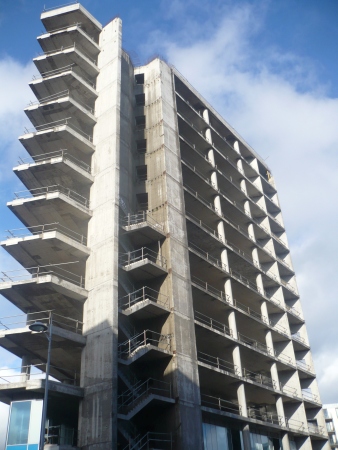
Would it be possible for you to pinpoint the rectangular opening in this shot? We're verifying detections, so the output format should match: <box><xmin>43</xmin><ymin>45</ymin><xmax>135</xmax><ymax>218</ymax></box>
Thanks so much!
<box><xmin>136</xmin><ymin>165</ymin><xmax>147</xmax><ymax>181</ymax></box>
<box><xmin>136</xmin><ymin>193</ymin><xmax>148</xmax><ymax>211</ymax></box>
<box><xmin>135</xmin><ymin>73</ymin><xmax>144</xmax><ymax>85</ymax></box>
<box><xmin>135</xmin><ymin>93</ymin><xmax>145</xmax><ymax>106</ymax></box>
<box><xmin>135</xmin><ymin>115</ymin><xmax>146</xmax><ymax>130</ymax></box>
<box><xmin>136</xmin><ymin>139</ymin><xmax>147</xmax><ymax>153</ymax></box>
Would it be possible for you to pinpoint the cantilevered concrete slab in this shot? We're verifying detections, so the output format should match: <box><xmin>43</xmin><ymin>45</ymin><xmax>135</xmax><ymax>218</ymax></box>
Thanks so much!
<box><xmin>33</xmin><ymin>47</ymin><xmax>99</xmax><ymax>79</ymax></box>
<box><xmin>0</xmin><ymin>275</ymin><xmax>87</xmax><ymax>318</ymax></box>
<box><xmin>1</xmin><ymin>230</ymin><xmax>89</xmax><ymax>275</ymax></box>
<box><xmin>14</xmin><ymin>155</ymin><xmax>93</xmax><ymax>191</ymax></box>
<box><xmin>41</xmin><ymin>3</ymin><xmax>102</xmax><ymax>41</ymax></box>
<box><xmin>120</xmin><ymin>299</ymin><xmax>170</xmax><ymax>320</ymax></box>
<box><xmin>7</xmin><ymin>191</ymin><xmax>92</xmax><ymax>235</ymax></box>
<box><xmin>121</xmin><ymin>221</ymin><xmax>166</xmax><ymax>247</ymax></box>
<box><xmin>0</xmin><ymin>379</ymin><xmax>84</xmax><ymax>405</ymax></box>
<box><xmin>0</xmin><ymin>325</ymin><xmax>85</xmax><ymax>379</ymax></box>
<box><xmin>121</xmin><ymin>259</ymin><xmax>168</xmax><ymax>281</ymax></box>
<box><xmin>19</xmin><ymin>123</ymin><xmax>95</xmax><ymax>158</ymax></box>
<box><xmin>25</xmin><ymin>95</ymin><xmax>96</xmax><ymax>129</ymax></box>
<box><xmin>30</xmin><ymin>69</ymin><xmax>98</xmax><ymax>104</ymax></box>
<box><xmin>38</xmin><ymin>25</ymin><xmax>100</xmax><ymax>59</ymax></box>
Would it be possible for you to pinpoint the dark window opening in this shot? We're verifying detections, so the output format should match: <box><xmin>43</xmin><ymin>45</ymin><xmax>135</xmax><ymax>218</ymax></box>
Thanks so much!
<box><xmin>135</xmin><ymin>115</ymin><xmax>146</xmax><ymax>130</ymax></box>
<box><xmin>136</xmin><ymin>193</ymin><xmax>148</xmax><ymax>211</ymax></box>
<box><xmin>136</xmin><ymin>139</ymin><xmax>147</xmax><ymax>153</ymax></box>
<box><xmin>135</xmin><ymin>93</ymin><xmax>145</xmax><ymax>106</ymax></box>
<box><xmin>136</xmin><ymin>165</ymin><xmax>147</xmax><ymax>181</ymax></box>
<box><xmin>135</xmin><ymin>73</ymin><xmax>144</xmax><ymax>85</ymax></box>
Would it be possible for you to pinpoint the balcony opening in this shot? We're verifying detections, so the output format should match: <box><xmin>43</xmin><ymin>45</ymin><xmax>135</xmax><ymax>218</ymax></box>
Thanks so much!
<box><xmin>136</xmin><ymin>165</ymin><xmax>147</xmax><ymax>182</ymax></box>
<box><xmin>135</xmin><ymin>115</ymin><xmax>146</xmax><ymax>130</ymax></box>
<box><xmin>136</xmin><ymin>192</ymin><xmax>148</xmax><ymax>211</ymax></box>
<box><xmin>136</xmin><ymin>139</ymin><xmax>147</xmax><ymax>153</ymax></box>
<box><xmin>135</xmin><ymin>73</ymin><xmax>144</xmax><ymax>85</ymax></box>
<box><xmin>135</xmin><ymin>93</ymin><xmax>145</xmax><ymax>106</ymax></box>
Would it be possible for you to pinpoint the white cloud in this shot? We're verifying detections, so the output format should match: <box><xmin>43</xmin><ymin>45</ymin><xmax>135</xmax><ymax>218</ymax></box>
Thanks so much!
<box><xmin>146</xmin><ymin>2</ymin><xmax>338</xmax><ymax>402</ymax></box>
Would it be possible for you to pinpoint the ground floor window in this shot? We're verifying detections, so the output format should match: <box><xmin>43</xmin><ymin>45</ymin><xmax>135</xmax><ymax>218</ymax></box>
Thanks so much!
<box><xmin>250</xmin><ymin>432</ymin><xmax>282</xmax><ymax>450</ymax></box>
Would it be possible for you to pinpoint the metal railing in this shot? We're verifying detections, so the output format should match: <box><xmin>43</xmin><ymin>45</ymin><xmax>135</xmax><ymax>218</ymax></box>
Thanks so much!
<box><xmin>302</xmin><ymin>391</ymin><xmax>319</xmax><ymax>403</ymax></box>
<box><xmin>194</xmin><ymin>310</ymin><xmax>232</xmax><ymax>336</ymax></box>
<box><xmin>37</xmin><ymin>42</ymin><xmax>97</xmax><ymax>65</ymax></box>
<box><xmin>285</xmin><ymin>304</ymin><xmax>302</xmax><ymax>318</ymax></box>
<box><xmin>201</xmin><ymin>393</ymin><xmax>241</xmax><ymax>415</ymax></box>
<box><xmin>0</xmin><ymin>262</ymin><xmax>84</xmax><ymax>287</ymax></box>
<box><xmin>42</xmin><ymin>1</ymin><xmax>78</xmax><ymax>12</ymax></box>
<box><xmin>119</xmin><ymin>247</ymin><xmax>167</xmax><ymax>269</ymax></box>
<box><xmin>24</xmin><ymin>117</ymin><xmax>93</xmax><ymax>142</ymax></box>
<box><xmin>197</xmin><ymin>351</ymin><xmax>239</xmax><ymax>376</ymax></box>
<box><xmin>307</xmin><ymin>423</ymin><xmax>324</xmax><ymax>435</ymax></box>
<box><xmin>123</xmin><ymin>432</ymin><xmax>173</xmax><ymax>450</ymax></box>
<box><xmin>118</xmin><ymin>378</ymin><xmax>172</xmax><ymax>414</ymax></box>
<box><xmin>296</xmin><ymin>360</ymin><xmax>313</xmax><ymax>373</ymax></box>
<box><xmin>242</xmin><ymin>368</ymin><xmax>276</xmax><ymax>390</ymax></box>
<box><xmin>2</xmin><ymin>222</ymin><xmax>87</xmax><ymax>246</ymax></box>
<box><xmin>280</xmin><ymin>383</ymin><xmax>299</xmax><ymax>398</ymax></box>
<box><xmin>32</xmin><ymin>64</ymin><xmax>96</xmax><ymax>88</ymax></box>
<box><xmin>13</xmin><ymin>184</ymin><xmax>90</xmax><ymax>209</ymax></box>
<box><xmin>27</xmin><ymin>89</ymin><xmax>94</xmax><ymax>114</ymax></box>
<box><xmin>122</xmin><ymin>211</ymin><xmax>164</xmax><ymax>233</ymax></box>
<box><xmin>247</xmin><ymin>407</ymin><xmax>282</xmax><ymax>426</ymax></box>
<box><xmin>291</xmin><ymin>332</ymin><xmax>307</xmax><ymax>345</ymax></box>
<box><xmin>0</xmin><ymin>363</ymin><xmax>77</xmax><ymax>385</ymax></box>
<box><xmin>237</xmin><ymin>332</ymin><xmax>271</xmax><ymax>355</ymax></box>
<box><xmin>17</xmin><ymin>149</ymin><xmax>91</xmax><ymax>173</ymax></box>
<box><xmin>118</xmin><ymin>287</ymin><xmax>169</xmax><ymax>310</ymax></box>
<box><xmin>41</xmin><ymin>21</ymin><xmax>97</xmax><ymax>44</ymax></box>
<box><xmin>285</xmin><ymin>417</ymin><xmax>305</xmax><ymax>432</ymax></box>
<box><xmin>118</xmin><ymin>330</ymin><xmax>172</xmax><ymax>358</ymax></box>
<box><xmin>0</xmin><ymin>310</ymin><xmax>83</xmax><ymax>334</ymax></box>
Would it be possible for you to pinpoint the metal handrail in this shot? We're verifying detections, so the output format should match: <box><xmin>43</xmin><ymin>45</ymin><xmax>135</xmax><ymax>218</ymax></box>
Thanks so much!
<box><xmin>42</xmin><ymin>1</ymin><xmax>78</xmax><ymax>12</ymax></box>
<box><xmin>118</xmin><ymin>330</ymin><xmax>172</xmax><ymax>358</ymax></box>
<box><xmin>36</xmin><ymin>42</ymin><xmax>97</xmax><ymax>65</ymax></box>
<box><xmin>23</xmin><ymin>117</ymin><xmax>93</xmax><ymax>142</ymax></box>
<box><xmin>201</xmin><ymin>393</ymin><xmax>241</xmax><ymax>415</ymax></box>
<box><xmin>32</xmin><ymin>64</ymin><xmax>96</xmax><ymax>88</ymax></box>
<box><xmin>0</xmin><ymin>362</ymin><xmax>78</xmax><ymax>384</ymax></box>
<box><xmin>307</xmin><ymin>423</ymin><xmax>324</xmax><ymax>435</ymax></box>
<box><xmin>40</xmin><ymin>21</ymin><xmax>97</xmax><ymax>44</ymax></box>
<box><xmin>302</xmin><ymin>391</ymin><xmax>319</xmax><ymax>403</ymax></box>
<box><xmin>17</xmin><ymin>149</ymin><xmax>91</xmax><ymax>173</ymax></box>
<box><xmin>242</xmin><ymin>368</ymin><xmax>276</xmax><ymax>390</ymax></box>
<box><xmin>27</xmin><ymin>89</ymin><xmax>94</xmax><ymax>114</ymax></box>
<box><xmin>291</xmin><ymin>332</ymin><xmax>307</xmax><ymax>345</ymax></box>
<box><xmin>237</xmin><ymin>332</ymin><xmax>271</xmax><ymax>355</ymax></box>
<box><xmin>285</xmin><ymin>417</ymin><xmax>305</xmax><ymax>432</ymax></box>
<box><xmin>197</xmin><ymin>351</ymin><xmax>239</xmax><ymax>376</ymax></box>
<box><xmin>13</xmin><ymin>184</ymin><xmax>90</xmax><ymax>209</ymax></box>
<box><xmin>296</xmin><ymin>360</ymin><xmax>313</xmax><ymax>373</ymax></box>
<box><xmin>119</xmin><ymin>247</ymin><xmax>167</xmax><ymax>269</ymax></box>
<box><xmin>0</xmin><ymin>309</ymin><xmax>83</xmax><ymax>334</ymax></box>
<box><xmin>122</xmin><ymin>211</ymin><xmax>164</xmax><ymax>232</ymax></box>
<box><xmin>118</xmin><ymin>287</ymin><xmax>169</xmax><ymax>310</ymax></box>
<box><xmin>247</xmin><ymin>407</ymin><xmax>283</xmax><ymax>425</ymax></box>
<box><xmin>194</xmin><ymin>310</ymin><xmax>232</xmax><ymax>336</ymax></box>
<box><xmin>123</xmin><ymin>432</ymin><xmax>173</xmax><ymax>450</ymax></box>
<box><xmin>118</xmin><ymin>378</ymin><xmax>172</xmax><ymax>413</ymax></box>
<box><xmin>0</xmin><ymin>262</ymin><xmax>84</xmax><ymax>287</ymax></box>
<box><xmin>2</xmin><ymin>222</ymin><xmax>87</xmax><ymax>245</ymax></box>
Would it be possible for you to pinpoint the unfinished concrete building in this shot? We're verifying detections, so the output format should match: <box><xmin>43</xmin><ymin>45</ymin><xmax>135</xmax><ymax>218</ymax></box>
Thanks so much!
<box><xmin>0</xmin><ymin>3</ymin><xmax>330</xmax><ymax>450</ymax></box>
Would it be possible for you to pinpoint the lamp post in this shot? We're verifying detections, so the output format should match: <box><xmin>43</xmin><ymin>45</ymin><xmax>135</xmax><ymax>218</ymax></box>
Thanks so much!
<box><xmin>29</xmin><ymin>315</ymin><xmax>52</xmax><ymax>450</ymax></box>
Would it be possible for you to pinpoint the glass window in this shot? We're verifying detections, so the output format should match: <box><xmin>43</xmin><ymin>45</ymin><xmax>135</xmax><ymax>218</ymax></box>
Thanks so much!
<box><xmin>7</xmin><ymin>401</ymin><xmax>31</xmax><ymax>445</ymax></box>
<box><xmin>203</xmin><ymin>423</ymin><xmax>231</xmax><ymax>449</ymax></box>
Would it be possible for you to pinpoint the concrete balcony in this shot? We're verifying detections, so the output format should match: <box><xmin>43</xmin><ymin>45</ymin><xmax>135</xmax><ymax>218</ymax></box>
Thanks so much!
<box><xmin>119</xmin><ymin>287</ymin><xmax>170</xmax><ymax>320</ymax></box>
<box><xmin>14</xmin><ymin>150</ymin><xmax>93</xmax><ymax>192</ymax></box>
<box><xmin>118</xmin><ymin>330</ymin><xmax>173</xmax><ymax>364</ymax></box>
<box><xmin>41</xmin><ymin>2</ymin><xmax>101</xmax><ymax>41</ymax></box>
<box><xmin>37</xmin><ymin>24</ymin><xmax>100</xmax><ymax>59</ymax></box>
<box><xmin>119</xmin><ymin>247</ymin><xmax>168</xmax><ymax>281</ymax></box>
<box><xmin>25</xmin><ymin>90</ymin><xmax>96</xmax><ymax>129</ymax></box>
<box><xmin>121</xmin><ymin>211</ymin><xmax>166</xmax><ymax>246</ymax></box>
<box><xmin>19</xmin><ymin>118</ymin><xmax>95</xmax><ymax>158</ymax></box>
<box><xmin>0</xmin><ymin>263</ymin><xmax>87</xmax><ymax>318</ymax></box>
<box><xmin>33</xmin><ymin>44</ymin><xmax>99</xmax><ymax>80</ymax></box>
<box><xmin>1</xmin><ymin>223</ymin><xmax>89</xmax><ymax>275</ymax></box>
<box><xmin>30</xmin><ymin>65</ymin><xmax>97</xmax><ymax>106</ymax></box>
<box><xmin>7</xmin><ymin>185</ymin><xmax>91</xmax><ymax>235</ymax></box>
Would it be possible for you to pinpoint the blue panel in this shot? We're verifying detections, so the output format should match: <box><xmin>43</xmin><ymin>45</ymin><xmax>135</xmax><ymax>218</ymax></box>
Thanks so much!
<box><xmin>6</xmin><ymin>445</ymin><xmax>27</xmax><ymax>450</ymax></box>
<box><xmin>28</xmin><ymin>445</ymin><xmax>38</xmax><ymax>450</ymax></box>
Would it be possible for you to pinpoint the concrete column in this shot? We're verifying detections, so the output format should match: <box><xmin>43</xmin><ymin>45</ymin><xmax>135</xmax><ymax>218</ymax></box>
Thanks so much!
<box><xmin>256</xmin><ymin>273</ymin><xmax>265</xmax><ymax>296</ymax></box>
<box><xmin>244</xmin><ymin>200</ymin><xmax>251</xmax><ymax>217</ymax></box>
<box><xmin>242</xmin><ymin>424</ymin><xmax>251</xmax><ymax>450</ymax></box>
<box><xmin>252</xmin><ymin>247</ymin><xmax>260</xmax><ymax>268</ymax></box>
<box><xmin>260</xmin><ymin>300</ymin><xmax>269</xmax><ymax>323</ymax></box>
<box><xmin>203</xmin><ymin>108</ymin><xmax>210</xmax><ymax>124</ymax></box>
<box><xmin>211</xmin><ymin>171</ymin><xmax>218</xmax><ymax>190</ymax></box>
<box><xmin>21</xmin><ymin>355</ymin><xmax>31</xmax><ymax>382</ymax></box>
<box><xmin>270</xmin><ymin>362</ymin><xmax>280</xmax><ymax>389</ymax></box>
<box><xmin>205</xmin><ymin>128</ymin><xmax>212</xmax><ymax>144</ymax></box>
<box><xmin>240</xmin><ymin>178</ymin><xmax>247</xmax><ymax>194</ymax></box>
<box><xmin>228</xmin><ymin>311</ymin><xmax>238</xmax><ymax>340</ymax></box>
<box><xmin>248</xmin><ymin>222</ymin><xmax>256</xmax><ymax>241</ymax></box>
<box><xmin>265</xmin><ymin>330</ymin><xmax>275</xmax><ymax>357</ymax></box>
<box><xmin>276</xmin><ymin>396</ymin><xmax>291</xmax><ymax>450</ymax></box>
<box><xmin>237</xmin><ymin>383</ymin><xmax>247</xmax><ymax>418</ymax></box>
<box><xmin>214</xmin><ymin>194</ymin><xmax>222</xmax><ymax>215</ymax></box>
<box><xmin>234</xmin><ymin>141</ymin><xmax>241</xmax><ymax>155</ymax></box>
<box><xmin>207</xmin><ymin>148</ymin><xmax>216</xmax><ymax>167</ymax></box>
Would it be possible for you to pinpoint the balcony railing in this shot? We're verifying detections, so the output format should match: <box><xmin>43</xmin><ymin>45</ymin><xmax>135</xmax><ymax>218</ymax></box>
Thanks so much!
<box><xmin>291</xmin><ymin>332</ymin><xmax>307</xmax><ymax>345</ymax></box>
<box><xmin>32</xmin><ymin>63</ymin><xmax>96</xmax><ymax>88</ymax></box>
<box><xmin>17</xmin><ymin>149</ymin><xmax>91</xmax><ymax>173</ymax></box>
<box><xmin>24</xmin><ymin>117</ymin><xmax>93</xmax><ymax>142</ymax></box>
<box><xmin>201</xmin><ymin>393</ymin><xmax>241</xmax><ymax>415</ymax></box>
<box><xmin>302</xmin><ymin>391</ymin><xmax>320</xmax><ymax>403</ymax></box>
<box><xmin>0</xmin><ymin>309</ymin><xmax>83</xmax><ymax>334</ymax></box>
<box><xmin>119</xmin><ymin>247</ymin><xmax>167</xmax><ymax>269</ymax></box>
<box><xmin>194</xmin><ymin>310</ymin><xmax>232</xmax><ymax>337</ymax></box>
<box><xmin>118</xmin><ymin>378</ymin><xmax>172</xmax><ymax>414</ymax></box>
<box><xmin>197</xmin><ymin>351</ymin><xmax>239</xmax><ymax>376</ymax></box>
<box><xmin>0</xmin><ymin>363</ymin><xmax>78</xmax><ymax>385</ymax></box>
<box><xmin>2</xmin><ymin>222</ymin><xmax>87</xmax><ymax>246</ymax></box>
<box><xmin>242</xmin><ymin>368</ymin><xmax>276</xmax><ymax>390</ymax></box>
<box><xmin>37</xmin><ymin>42</ymin><xmax>97</xmax><ymax>65</ymax></box>
<box><xmin>121</xmin><ymin>211</ymin><xmax>164</xmax><ymax>233</ymax></box>
<box><xmin>247</xmin><ymin>407</ymin><xmax>282</xmax><ymax>426</ymax></box>
<box><xmin>0</xmin><ymin>262</ymin><xmax>84</xmax><ymax>287</ymax></box>
<box><xmin>13</xmin><ymin>184</ymin><xmax>90</xmax><ymax>209</ymax></box>
<box><xmin>237</xmin><ymin>332</ymin><xmax>271</xmax><ymax>355</ymax></box>
<box><xmin>122</xmin><ymin>433</ymin><xmax>173</xmax><ymax>450</ymax></box>
<box><xmin>118</xmin><ymin>287</ymin><xmax>169</xmax><ymax>311</ymax></box>
<box><xmin>27</xmin><ymin>89</ymin><xmax>94</xmax><ymax>114</ymax></box>
<box><xmin>118</xmin><ymin>330</ymin><xmax>172</xmax><ymax>359</ymax></box>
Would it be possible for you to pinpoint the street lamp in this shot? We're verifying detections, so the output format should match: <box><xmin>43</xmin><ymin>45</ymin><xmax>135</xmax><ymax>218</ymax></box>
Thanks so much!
<box><xmin>29</xmin><ymin>316</ymin><xmax>52</xmax><ymax>450</ymax></box>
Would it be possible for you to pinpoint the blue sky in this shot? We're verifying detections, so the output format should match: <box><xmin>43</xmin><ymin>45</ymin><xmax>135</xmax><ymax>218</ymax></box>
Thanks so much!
<box><xmin>0</xmin><ymin>0</ymin><xmax>338</xmax><ymax>439</ymax></box>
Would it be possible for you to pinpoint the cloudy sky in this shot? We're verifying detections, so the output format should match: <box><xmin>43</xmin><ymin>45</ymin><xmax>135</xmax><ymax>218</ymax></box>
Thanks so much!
<box><xmin>0</xmin><ymin>0</ymin><xmax>338</xmax><ymax>440</ymax></box>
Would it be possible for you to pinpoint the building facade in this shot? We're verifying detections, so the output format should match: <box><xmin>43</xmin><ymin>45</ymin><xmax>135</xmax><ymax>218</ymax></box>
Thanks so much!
<box><xmin>323</xmin><ymin>405</ymin><xmax>338</xmax><ymax>448</ymax></box>
<box><xmin>0</xmin><ymin>3</ymin><xmax>330</xmax><ymax>450</ymax></box>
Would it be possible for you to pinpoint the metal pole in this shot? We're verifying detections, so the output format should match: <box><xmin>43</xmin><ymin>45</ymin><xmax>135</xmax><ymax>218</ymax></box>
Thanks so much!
<box><xmin>39</xmin><ymin>317</ymin><xmax>52</xmax><ymax>450</ymax></box>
